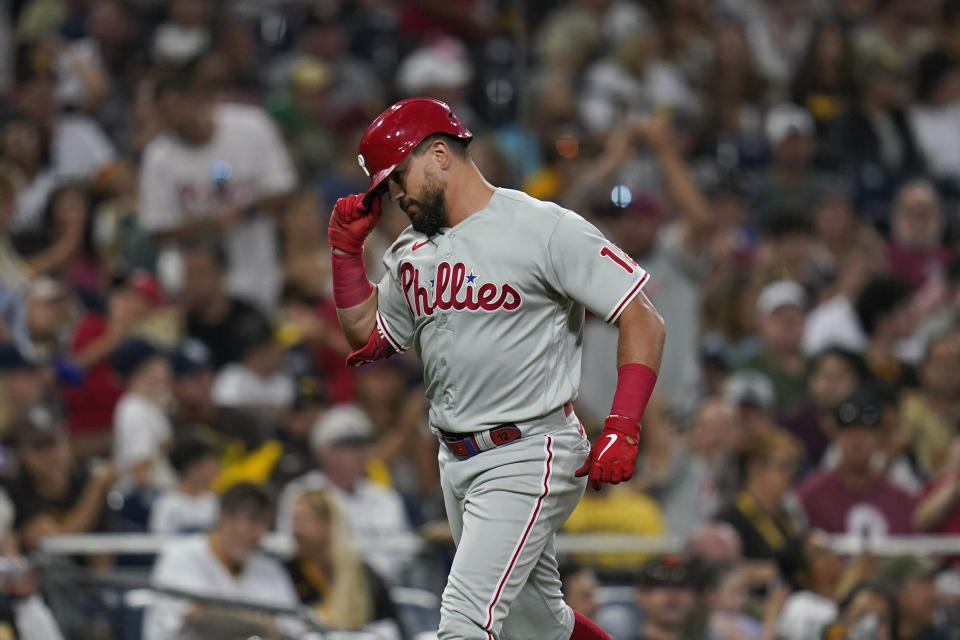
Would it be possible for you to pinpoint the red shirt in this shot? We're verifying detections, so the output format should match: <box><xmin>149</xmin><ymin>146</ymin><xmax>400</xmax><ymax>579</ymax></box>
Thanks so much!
<box><xmin>63</xmin><ymin>313</ymin><xmax>124</xmax><ymax>433</ymax></box>
<box><xmin>886</xmin><ymin>242</ymin><xmax>952</xmax><ymax>288</ymax></box>
<box><xmin>796</xmin><ymin>468</ymin><xmax>916</xmax><ymax>536</ymax></box>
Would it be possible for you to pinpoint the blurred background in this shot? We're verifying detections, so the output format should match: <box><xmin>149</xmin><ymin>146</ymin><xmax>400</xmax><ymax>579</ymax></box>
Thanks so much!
<box><xmin>1</xmin><ymin>0</ymin><xmax>960</xmax><ymax>638</ymax></box>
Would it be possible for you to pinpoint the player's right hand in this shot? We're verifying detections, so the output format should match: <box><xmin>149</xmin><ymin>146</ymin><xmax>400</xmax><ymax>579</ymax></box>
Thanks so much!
<box><xmin>328</xmin><ymin>193</ymin><xmax>382</xmax><ymax>254</ymax></box>
<box><xmin>575</xmin><ymin>415</ymin><xmax>641</xmax><ymax>491</ymax></box>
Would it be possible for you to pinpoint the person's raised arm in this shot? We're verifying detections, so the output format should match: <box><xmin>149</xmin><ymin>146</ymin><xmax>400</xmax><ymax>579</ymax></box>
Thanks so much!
<box><xmin>328</xmin><ymin>194</ymin><xmax>380</xmax><ymax>350</ymax></box>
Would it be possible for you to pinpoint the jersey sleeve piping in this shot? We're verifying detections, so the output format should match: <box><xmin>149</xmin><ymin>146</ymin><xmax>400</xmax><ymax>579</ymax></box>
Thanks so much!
<box><xmin>376</xmin><ymin>310</ymin><xmax>406</xmax><ymax>352</ymax></box>
<box><xmin>604</xmin><ymin>271</ymin><xmax>650</xmax><ymax>324</ymax></box>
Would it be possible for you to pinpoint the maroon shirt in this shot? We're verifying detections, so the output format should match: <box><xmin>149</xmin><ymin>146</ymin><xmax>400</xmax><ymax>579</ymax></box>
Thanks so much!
<box><xmin>796</xmin><ymin>468</ymin><xmax>916</xmax><ymax>536</ymax></box>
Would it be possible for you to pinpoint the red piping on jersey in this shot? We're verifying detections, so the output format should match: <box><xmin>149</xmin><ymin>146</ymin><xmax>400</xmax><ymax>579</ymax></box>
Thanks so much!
<box><xmin>605</xmin><ymin>272</ymin><xmax>650</xmax><ymax>324</ymax></box>
<box><xmin>483</xmin><ymin>435</ymin><xmax>553</xmax><ymax>637</ymax></box>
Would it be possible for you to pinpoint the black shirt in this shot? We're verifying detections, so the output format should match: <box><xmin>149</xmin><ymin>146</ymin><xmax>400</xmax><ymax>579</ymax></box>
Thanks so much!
<box><xmin>7</xmin><ymin>465</ymin><xmax>110</xmax><ymax>534</ymax></box>
<box><xmin>284</xmin><ymin>558</ymin><xmax>400</xmax><ymax>627</ymax></box>
<box><xmin>186</xmin><ymin>298</ymin><xmax>266</xmax><ymax>369</ymax></box>
<box><xmin>714</xmin><ymin>491</ymin><xmax>800</xmax><ymax>561</ymax></box>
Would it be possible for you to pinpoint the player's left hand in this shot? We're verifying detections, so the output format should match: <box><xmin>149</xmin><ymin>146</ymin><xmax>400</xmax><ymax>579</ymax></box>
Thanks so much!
<box><xmin>575</xmin><ymin>415</ymin><xmax>641</xmax><ymax>490</ymax></box>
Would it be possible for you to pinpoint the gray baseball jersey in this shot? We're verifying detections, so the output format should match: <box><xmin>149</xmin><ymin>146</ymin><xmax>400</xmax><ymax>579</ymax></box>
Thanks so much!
<box><xmin>375</xmin><ymin>187</ymin><xmax>649</xmax><ymax>433</ymax></box>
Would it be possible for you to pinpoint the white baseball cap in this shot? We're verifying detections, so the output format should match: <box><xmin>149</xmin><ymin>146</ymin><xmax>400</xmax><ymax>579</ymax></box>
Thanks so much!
<box><xmin>310</xmin><ymin>405</ymin><xmax>375</xmax><ymax>450</ymax></box>
<box><xmin>724</xmin><ymin>370</ymin><xmax>776</xmax><ymax>410</ymax></box>
<box><xmin>756</xmin><ymin>280</ymin><xmax>806</xmax><ymax>316</ymax></box>
<box><xmin>765</xmin><ymin>103</ymin><xmax>815</xmax><ymax>147</ymax></box>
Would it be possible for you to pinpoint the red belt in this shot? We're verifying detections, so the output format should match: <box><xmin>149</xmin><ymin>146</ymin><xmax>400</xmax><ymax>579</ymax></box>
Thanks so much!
<box><xmin>439</xmin><ymin>403</ymin><xmax>573</xmax><ymax>460</ymax></box>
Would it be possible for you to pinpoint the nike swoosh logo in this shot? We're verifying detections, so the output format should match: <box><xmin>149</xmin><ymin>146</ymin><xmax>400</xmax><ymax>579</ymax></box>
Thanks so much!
<box><xmin>412</xmin><ymin>240</ymin><xmax>430</xmax><ymax>251</ymax></box>
<box><xmin>598</xmin><ymin>434</ymin><xmax>618</xmax><ymax>459</ymax></box>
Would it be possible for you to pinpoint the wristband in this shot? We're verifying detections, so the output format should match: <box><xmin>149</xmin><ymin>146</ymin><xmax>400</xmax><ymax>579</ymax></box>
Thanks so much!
<box><xmin>331</xmin><ymin>251</ymin><xmax>374</xmax><ymax>308</ymax></box>
<box><xmin>610</xmin><ymin>363</ymin><xmax>658</xmax><ymax>422</ymax></box>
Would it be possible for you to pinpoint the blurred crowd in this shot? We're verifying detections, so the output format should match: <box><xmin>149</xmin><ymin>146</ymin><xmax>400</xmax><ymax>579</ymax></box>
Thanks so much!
<box><xmin>1</xmin><ymin>0</ymin><xmax>960</xmax><ymax>639</ymax></box>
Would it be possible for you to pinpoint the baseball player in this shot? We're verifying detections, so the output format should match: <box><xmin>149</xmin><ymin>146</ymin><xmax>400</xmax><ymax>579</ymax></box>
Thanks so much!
<box><xmin>329</xmin><ymin>98</ymin><xmax>665</xmax><ymax>640</ymax></box>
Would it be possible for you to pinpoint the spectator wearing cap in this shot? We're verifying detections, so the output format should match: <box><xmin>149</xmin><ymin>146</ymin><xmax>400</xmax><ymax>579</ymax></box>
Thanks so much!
<box><xmin>780</xmin><ymin>348</ymin><xmax>868</xmax><ymax>469</ymax></box>
<box><xmin>886</xmin><ymin>180</ymin><xmax>951</xmax><ymax>290</ymax></box>
<box><xmin>6</xmin><ymin>404</ymin><xmax>117</xmax><ymax>552</ymax></box>
<box><xmin>148</xmin><ymin>434</ymin><xmax>220</xmax><ymax>535</ymax></box>
<box><xmin>723</xmin><ymin>369</ymin><xmax>778</xmax><ymax>436</ymax></box>
<box><xmin>0</xmin><ymin>342</ymin><xmax>43</xmax><ymax>437</ymax></box>
<box><xmin>560</xmin><ymin>562</ymin><xmax>601</xmax><ymax>620</ymax></box>
<box><xmin>168</xmin><ymin>338</ymin><xmax>265</xmax><ymax>460</ymax></box>
<box><xmin>180</xmin><ymin>241</ymin><xmax>271</xmax><ymax>369</ymax></box>
<box><xmin>775</xmin><ymin>529</ymin><xmax>843</xmax><ymax>640</ymax></box>
<box><xmin>899</xmin><ymin>333</ymin><xmax>960</xmax><ymax>479</ymax></box>
<box><xmin>64</xmin><ymin>269</ymin><xmax>167</xmax><ymax>456</ymax></box>
<box><xmin>855</xmin><ymin>275</ymin><xmax>918</xmax><ymax>389</ymax></box>
<box><xmin>270</xmin><ymin>375</ymin><xmax>328</xmax><ymax>489</ymax></box>
<box><xmin>634</xmin><ymin>555</ymin><xmax>699</xmax><ymax>640</ymax></box>
<box><xmin>874</xmin><ymin>555</ymin><xmax>949</xmax><ymax>640</ymax></box>
<box><xmin>286</xmin><ymin>489</ymin><xmax>403</xmax><ymax>637</ymax></box>
<box><xmin>143</xmin><ymin>482</ymin><xmax>304</xmax><ymax>640</ymax></box>
<box><xmin>752</xmin><ymin>103</ymin><xmax>831</xmax><ymax>227</ymax></box>
<box><xmin>268</xmin><ymin>58</ymin><xmax>337</xmax><ymax>180</ymax></box>
<box><xmin>796</xmin><ymin>386</ymin><xmax>917</xmax><ymax>536</ymax></box>
<box><xmin>111</xmin><ymin>337</ymin><xmax>175</xmax><ymax>495</ymax></box>
<box><xmin>210</xmin><ymin>313</ymin><xmax>294</xmax><ymax>420</ymax></box>
<box><xmin>735</xmin><ymin>280</ymin><xmax>810</xmax><ymax>411</ymax></box>
<box><xmin>139</xmin><ymin>64</ymin><xmax>296</xmax><ymax>312</ymax></box>
<box><xmin>277</xmin><ymin>404</ymin><xmax>414</xmax><ymax>584</ymax></box>
<box><xmin>714</xmin><ymin>427</ymin><xmax>804</xmax><ymax>584</ymax></box>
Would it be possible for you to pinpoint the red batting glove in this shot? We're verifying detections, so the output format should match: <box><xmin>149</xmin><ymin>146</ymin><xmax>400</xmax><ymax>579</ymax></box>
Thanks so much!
<box><xmin>328</xmin><ymin>193</ymin><xmax>382</xmax><ymax>254</ymax></box>
<box><xmin>575</xmin><ymin>415</ymin><xmax>641</xmax><ymax>491</ymax></box>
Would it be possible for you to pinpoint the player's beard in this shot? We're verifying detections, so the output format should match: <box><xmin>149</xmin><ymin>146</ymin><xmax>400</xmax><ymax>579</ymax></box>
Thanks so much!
<box><xmin>405</xmin><ymin>178</ymin><xmax>448</xmax><ymax>237</ymax></box>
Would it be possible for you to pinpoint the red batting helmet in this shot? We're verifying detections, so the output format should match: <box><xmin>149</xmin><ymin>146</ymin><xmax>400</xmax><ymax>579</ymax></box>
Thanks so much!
<box><xmin>357</xmin><ymin>97</ymin><xmax>472</xmax><ymax>203</ymax></box>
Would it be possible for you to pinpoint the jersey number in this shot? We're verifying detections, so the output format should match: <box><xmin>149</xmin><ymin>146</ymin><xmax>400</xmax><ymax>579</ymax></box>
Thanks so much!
<box><xmin>600</xmin><ymin>246</ymin><xmax>636</xmax><ymax>273</ymax></box>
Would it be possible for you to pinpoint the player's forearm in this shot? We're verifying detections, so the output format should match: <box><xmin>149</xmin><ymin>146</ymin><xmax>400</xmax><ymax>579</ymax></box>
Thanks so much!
<box><xmin>333</xmin><ymin>274</ymin><xmax>378</xmax><ymax>349</ymax></box>
<box><xmin>615</xmin><ymin>292</ymin><xmax>665</xmax><ymax>372</ymax></box>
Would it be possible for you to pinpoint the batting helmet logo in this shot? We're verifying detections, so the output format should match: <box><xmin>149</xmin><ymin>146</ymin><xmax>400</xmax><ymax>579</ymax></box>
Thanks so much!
<box><xmin>358</xmin><ymin>97</ymin><xmax>472</xmax><ymax>205</ymax></box>
<box><xmin>358</xmin><ymin>154</ymin><xmax>370</xmax><ymax>177</ymax></box>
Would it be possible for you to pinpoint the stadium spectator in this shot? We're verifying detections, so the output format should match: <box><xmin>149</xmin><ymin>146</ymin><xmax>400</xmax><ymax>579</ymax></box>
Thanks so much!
<box><xmin>148</xmin><ymin>434</ymin><xmax>219</xmax><ymax>535</ymax></box>
<box><xmin>735</xmin><ymin>280</ymin><xmax>809</xmax><ymax>411</ymax></box>
<box><xmin>143</xmin><ymin>482</ymin><xmax>303</xmax><ymax>640</ymax></box>
<box><xmin>914</xmin><ymin>437</ymin><xmax>960</xmax><ymax>535</ymax></box>
<box><xmin>753</xmin><ymin>104</ymin><xmax>829</xmax><ymax>227</ymax></box>
<box><xmin>210</xmin><ymin>313</ymin><xmax>294</xmax><ymax>421</ymax></box>
<box><xmin>286</xmin><ymin>489</ymin><xmax>402</xmax><ymax>637</ymax></box>
<box><xmin>821</xmin><ymin>582</ymin><xmax>896</xmax><ymax>640</ymax></box>
<box><xmin>271</xmin><ymin>375</ymin><xmax>329</xmax><ymax>488</ymax></box>
<box><xmin>64</xmin><ymin>269</ymin><xmax>166</xmax><ymax>455</ymax></box>
<box><xmin>775</xmin><ymin>529</ymin><xmax>843</xmax><ymax>640</ymax></box>
<box><xmin>635</xmin><ymin>555</ymin><xmax>698</xmax><ymax>640</ymax></box>
<box><xmin>180</xmin><ymin>241</ymin><xmax>269</xmax><ymax>369</ymax></box>
<box><xmin>909</xmin><ymin>50</ymin><xmax>960</xmax><ymax>182</ymax></box>
<box><xmin>560</xmin><ymin>563</ymin><xmax>600</xmax><ymax>619</ymax></box>
<box><xmin>139</xmin><ymin>70</ymin><xmax>296</xmax><ymax>311</ymax></box>
<box><xmin>703</xmin><ymin>560</ymin><xmax>787</xmax><ymax>640</ymax></box>
<box><xmin>111</xmin><ymin>337</ymin><xmax>175</xmax><ymax>495</ymax></box>
<box><xmin>16</xmin><ymin>277</ymin><xmax>72</xmax><ymax>362</ymax></box>
<box><xmin>797</xmin><ymin>386</ymin><xmax>916</xmax><ymax>536</ymax></box>
<box><xmin>714</xmin><ymin>427</ymin><xmax>804</xmax><ymax>584</ymax></box>
<box><xmin>886</xmin><ymin>180</ymin><xmax>951</xmax><ymax>289</ymax></box>
<box><xmin>855</xmin><ymin>275</ymin><xmax>918</xmax><ymax>388</ymax></box>
<box><xmin>0</xmin><ymin>343</ymin><xmax>43</xmax><ymax>438</ymax></box>
<box><xmin>874</xmin><ymin>555</ymin><xmax>950</xmax><ymax>640</ymax></box>
<box><xmin>780</xmin><ymin>347</ymin><xmax>867</xmax><ymax>468</ymax></box>
<box><xmin>278</xmin><ymin>404</ymin><xmax>415</xmax><ymax>583</ymax></box>
<box><xmin>6</xmin><ymin>404</ymin><xmax>117</xmax><ymax>551</ymax></box>
<box><xmin>791</xmin><ymin>21</ymin><xmax>856</xmax><ymax>138</ymax></box>
<box><xmin>899</xmin><ymin>332</ymin><xmax>960</xmax><ymax>480</ymax></box>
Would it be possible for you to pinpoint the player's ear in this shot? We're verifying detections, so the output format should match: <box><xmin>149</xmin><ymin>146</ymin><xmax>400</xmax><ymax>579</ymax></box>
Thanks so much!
<box><xmin>432</xmin><ymin>139</ymin><xmax>453</xmax><ymax>171</ymax></box>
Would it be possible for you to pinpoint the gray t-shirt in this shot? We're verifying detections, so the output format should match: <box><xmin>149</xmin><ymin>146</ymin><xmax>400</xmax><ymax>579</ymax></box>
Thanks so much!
<box><xmin>376</xmin><ymin>188</ymin><xmax>649</xmax><ymax>432</ymax></box>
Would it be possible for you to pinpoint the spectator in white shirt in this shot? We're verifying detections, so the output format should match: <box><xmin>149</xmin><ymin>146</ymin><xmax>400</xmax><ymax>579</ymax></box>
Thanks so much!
<box><xmin>148</xmin><ymin>434</ymin><xmax>220</xmax><ymax>535</ymax></box>
<box><xmin>278</xmin><ymin>405</ymin><xmax>416</xmax><ymax>584</ymax></box>
<box><xmin>143</xmin><ymin>482</ymin><xmax>305</xmax><ymax>640</ymax></box>
<box><xmin>111</xmin><ymin>338</ymin><xmax>175</xmax><ymax>494</ymax></box>
<box><xmin>139</xmin><ymin>70</ymin><xmax>296</xmax><ymax>311</ymax></box>
<box><xmin>211</xmin><ymin>314</ymin><xmax>294</xmax><ymax>423</ymax></box>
